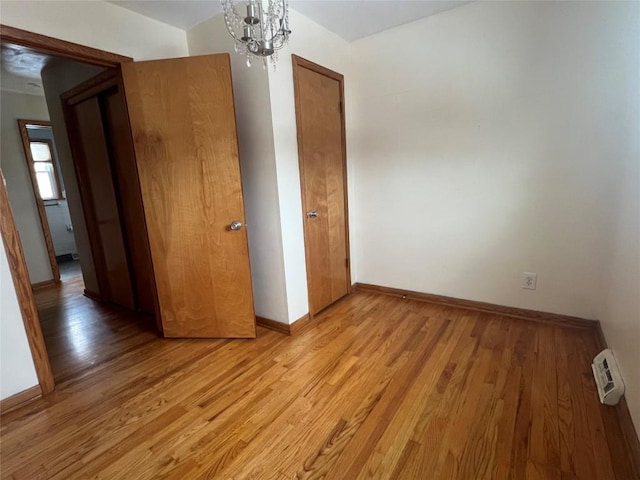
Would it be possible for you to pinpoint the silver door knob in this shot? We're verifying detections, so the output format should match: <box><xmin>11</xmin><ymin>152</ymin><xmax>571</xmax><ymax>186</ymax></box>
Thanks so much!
<box><xmin>229</xmin><ymin>220</ymin><xmax>243</xmax><ymax>231</ymax></box>
<box><xmin>306</xmin><ymin>210</ymin><xmax>319</xmax><ymax>218</ymax></box>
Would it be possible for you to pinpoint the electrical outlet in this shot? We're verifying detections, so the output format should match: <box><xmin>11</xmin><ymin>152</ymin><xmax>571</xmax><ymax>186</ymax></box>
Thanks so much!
<box><xmin>522</xmin><ymin>272</ymin><xmax>537</xmax><ymax>290</ymax></box>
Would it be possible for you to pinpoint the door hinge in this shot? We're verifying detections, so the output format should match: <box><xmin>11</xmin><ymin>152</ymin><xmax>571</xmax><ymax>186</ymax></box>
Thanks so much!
<box><xmin>339</xmin><ymin>100</ymin><xmax>343</xmax><ymax>114</ymax></box>
<box><xmin>345</xmin><ymin>257</ymin><xmax>350</xmax><ymax>269</ymax></box>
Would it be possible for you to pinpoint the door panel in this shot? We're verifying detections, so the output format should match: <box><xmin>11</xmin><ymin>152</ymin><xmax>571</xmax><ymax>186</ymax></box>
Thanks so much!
<box><xmin>62</xmin><ymin>70</ymin><xmax>159</xmax><ymax>318</ymax></box>
<box><xmin>69</xmin><ymin>97</ymin><xmax>136</xmax><ymax>310</ymax></box>
<box><xmin>121</xmin><ymin>54</ymin><xmax>256</xmax><ymax>338</ymax></box>
<box><xmin>294</xmin><ymin>57</ymin><xmax>350</xmax><ymax>316</ymax></box>
<box><xmin>102</xmin><ymin>88</ymin><xmax>157</xmax><ymax>315</ymax></box>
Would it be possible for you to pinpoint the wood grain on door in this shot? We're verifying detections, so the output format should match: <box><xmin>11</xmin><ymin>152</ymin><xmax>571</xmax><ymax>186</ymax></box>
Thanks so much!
<box><xmin>121</xmin><ymin>54</ymin><xmax>256</xmax><ymax>338</ymax></box>
<box><xmin>293</xmin><ymin>56</ymin><xmax>350</xmax><ymax>316</ymax></box>
<box><xmin>66</xmin><ymin>96</ymin><xmax>136</xmax><ymax>310</ymax></box>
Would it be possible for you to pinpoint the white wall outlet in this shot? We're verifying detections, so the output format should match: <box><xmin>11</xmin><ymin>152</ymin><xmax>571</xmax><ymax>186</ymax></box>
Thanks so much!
<box><xmin>522</xmin><ymin>272</ymin><xmax>537</xmax><ymax>290</ymax></box>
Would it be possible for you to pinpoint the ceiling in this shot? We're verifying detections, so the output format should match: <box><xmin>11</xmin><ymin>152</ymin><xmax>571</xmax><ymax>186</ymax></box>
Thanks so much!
<box><xmin>0</xmin><ymin>44</ymin><xmax>103</xmax><ymax>96</ymax></box>
<box><xmin>110</xmin><ymin>1</ymin><xmax>222</xmax><ymax>31</ymax></box>
<box><xmin>109</xmin><ymin>1</ymin><xmax>472</xmax><ymax>41</ymax></box>
<box><xmin>0</xmin><ymin>43</ymin><xmax>51</xmax><ymax>95</ymax></box>
<box><xmin>291</xmin><ymin>1</ymin><xmax>472</xmax><ymax>42</ymax></box>
<box><xmin>1</xmin><ymin>1</ymin><xmax>472</xmax><ymax>94</ymax></box>
<box><xmin>2</xmin><ymin>43</ymin><xmax>50</xmax><ymax>79</ymax></box>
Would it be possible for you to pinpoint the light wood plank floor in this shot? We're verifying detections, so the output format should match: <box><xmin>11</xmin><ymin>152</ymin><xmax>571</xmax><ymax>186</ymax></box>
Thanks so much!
<box><xmin>33</xmin><ymin>276</ymin><xmax>158</xmax><ymax>384</ymax></box>
<box><xmin>0</xmin><ymin>282</ymin><xmax>636</xmax><ymax>479</ymax></box>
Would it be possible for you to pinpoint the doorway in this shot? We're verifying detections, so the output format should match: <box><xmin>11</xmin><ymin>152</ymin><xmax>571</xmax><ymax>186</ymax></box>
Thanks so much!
<box><xmin>60</xmin><ymin>69</ymin><xmax>156</xmax><ymax>314</ymax></box>
<box><xmin>1</xmin><ymin>24</ymin><xmax>259</xmax><ymax>400</ymax></box>
<box><xmin>292</xmin><ymin>55</ymin><xmax>351</xmax><ymax>317</ymax></box>
<box><xmin>16</xmin><ymin>119</ymin><xmax>82</xmax><ymax>284</ymax></box>
<box><xmin>0</xmin><ymin>26</ymin><xmax>140</xmax><ymax>392</ymax></box>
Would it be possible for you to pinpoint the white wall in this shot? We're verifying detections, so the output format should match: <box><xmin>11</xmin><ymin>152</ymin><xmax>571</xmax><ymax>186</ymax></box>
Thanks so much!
<box><xmin>44</xmin><ymin>201</ymin><xmax>76</xmax><ymax>256</ymax></box>
<box><xmin>348</xmin><ymin>1</ymin><xmax>632</xmax><ymax>320</ymax></box>
<box><xmin>0</xmin><ymin>0</ymin><xmax>188</xmax><ymax>60</ymax></box>
<box><xmin>267</xmin><ymin>9</ymin><xmax>352</xmax><ymax>322</ymax></box>
<box><xmin>188</xmin><ymin>14</ymin><xmax>288</xmax><ymax>324</ymax></box>
<box><xmin>0</xmin><ymin>241</ymin><xmax>39</xmax><ymax>400</ymax></box>
<box><xmin>597</xmin><ymin>0</ymin><xmax>640</xmax><ymax>430</ymax></box>
<box><xmin>0</xmin><ymin>90</ymin><xmax>53</xmax><ymax>284</ymax></box>
<box><xmin>349</xmin><ymin>0</ymin><xmax>640</xmax><ymax>431</ymax></box>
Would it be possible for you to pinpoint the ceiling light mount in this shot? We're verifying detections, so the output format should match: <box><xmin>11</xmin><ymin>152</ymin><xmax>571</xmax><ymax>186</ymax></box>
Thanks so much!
<box><xmin>221</xmin><ymin>0</ymin><xmax>291</xmax><ymax>68</ymax></box>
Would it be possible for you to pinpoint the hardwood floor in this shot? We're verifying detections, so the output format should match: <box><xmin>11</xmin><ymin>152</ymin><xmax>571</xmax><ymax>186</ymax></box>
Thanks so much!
<box><xmin>33</xmin><ymin>276</ymin><xmax>157</xmax><ymax>384</ymax></box>
<box><xmin>1</xmin><ymin>283</ymin><xmax>636</xmax><ymax>479</ymax></box>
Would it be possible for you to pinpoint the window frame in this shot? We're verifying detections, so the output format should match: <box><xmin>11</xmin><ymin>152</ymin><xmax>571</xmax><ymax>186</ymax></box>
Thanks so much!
<box><xmin>16</xmin><ymin>118</ymin><xmax>63</xmax><ymax>284</ymax></box>
<box><xmin>28</xmin><ymin>138</ymin><xmax>63</xmax><ymax>201</ymax></box>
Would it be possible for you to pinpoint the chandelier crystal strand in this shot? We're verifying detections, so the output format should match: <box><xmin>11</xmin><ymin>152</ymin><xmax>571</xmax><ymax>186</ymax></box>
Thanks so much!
<box><xmin>221</xmin><ymin>0</ymin><xmax>291</xmax><ymax>67</ymax></box>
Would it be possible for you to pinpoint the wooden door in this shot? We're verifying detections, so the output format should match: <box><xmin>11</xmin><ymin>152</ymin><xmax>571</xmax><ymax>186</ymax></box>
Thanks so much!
<box><xmin>293</xmin><ymin>56</ymin><xmax>350</xmax><ymax>316</ymax></box>
<box><xmin>64</xmin><ymin>95</ymin><xmax>136</xmax><ymax>310</ymax></box>
<box><xmin>101</xmin><ymin>86</ymin><xmax>157</xmax><ymax>315</ymax></box>
<box><xmin>62</xmin><ymin>70</ymin><xmax>157</xmax><ymax>315</ymax></box>
<box><xmin>120</xmin><ymin>54</ymin><xmax>256</xmax><ymax>338</ymax></box>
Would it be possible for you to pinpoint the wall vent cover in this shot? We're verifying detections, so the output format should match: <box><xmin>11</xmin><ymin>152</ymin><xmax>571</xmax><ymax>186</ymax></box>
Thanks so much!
<box><xmin>591</xmin><ymin>349</ymin><xmax>625</xmax><ymax>406</ymax></box>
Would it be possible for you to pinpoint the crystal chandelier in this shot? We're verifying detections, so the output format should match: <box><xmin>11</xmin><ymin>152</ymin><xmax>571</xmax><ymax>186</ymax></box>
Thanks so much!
<box><xmin>221</xmin><ymin>0</ymin><xmax>291</xmax><ymax>68</ymax></box>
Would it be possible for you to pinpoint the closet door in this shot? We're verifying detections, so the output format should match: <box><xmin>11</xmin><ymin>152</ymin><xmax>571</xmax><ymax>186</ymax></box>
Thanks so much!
<box><xmin>293</xmin><ymin>55</ymin><xmax>350</xmax><ymax>316</ymax></box>
<box><xmin>64</xmin><ymin>95</ymin><xmax>136</xmax><ymax>310</ymax></box>
<box><xmin>120</xmin><ymin>54</ymin><xmax>256</xmax><ymax>338</ymax></box>
<box><xmin>63</xmin><ymin>70</ymin><xmax>157</xmax><ymax>316</ymax></box>
<box><xmin>101</xmin><ymin>87</ymin><xmax>157</xmax><ymax>316</ymax></box>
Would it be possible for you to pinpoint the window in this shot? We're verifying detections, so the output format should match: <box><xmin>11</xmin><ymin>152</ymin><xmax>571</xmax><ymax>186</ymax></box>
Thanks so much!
<box><xmin>29</xmin><ymin>140</ymin><xmax>62</xmax><ymax>200</ymax></box>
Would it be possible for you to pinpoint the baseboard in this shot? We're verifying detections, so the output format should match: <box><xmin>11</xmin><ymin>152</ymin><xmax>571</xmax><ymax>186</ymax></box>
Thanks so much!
<box><xmin>616</xmin><ymin>397</ymin><xmax>640</xmax><ymax>478</ymax></box>
<box><xmin>256</xmin><ymin>313</ymin><xmax>314</xmax><ymax>336</ymax></box>
<box><xmin>256</xmin><ymin>316</ymin><xmax>291</xmax><ymax>335</ymax></box>
<box><xmin>290</xmin><ymin>313</ymin><xmax>313</xmax><ymax>335</ymax></box>
<box><xmin>83</xmin><ymin>289</ymin><xmax>101</xmax><ymax>302</ymax></box>
<box><xmin>595</xmin><ymin>321</ymin><xmax>608</xmax><ymax>350</ymax></box>
<box><xmin>0</xmin><ymin>385</ymin><xmax>42</xmax><ymax>414</ymax></box>
<box><xmin>353</xmin><ymin>283</ymin><xmax>598</xmax><ymax>330</ymax></box>
<box><xmin>591</xmin><ymin>325</ymin><xmax>640</xmax><ymax>478</ymax></box>
<box><xmin>31</xmin><ymin>279</ymin><xmax>58</xmax><ymax>290</ymax></box>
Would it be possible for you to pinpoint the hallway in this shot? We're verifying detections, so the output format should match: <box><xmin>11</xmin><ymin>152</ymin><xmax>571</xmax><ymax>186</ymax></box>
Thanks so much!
<box><xmin>57</xmin><ymin>259</ymin><xmax>82</xmax><ymax>281</ymax></box>
<box><xmin>33</xmin><ymin>277</ymin><xmax>157</xmax><ymax>383</ymax></box>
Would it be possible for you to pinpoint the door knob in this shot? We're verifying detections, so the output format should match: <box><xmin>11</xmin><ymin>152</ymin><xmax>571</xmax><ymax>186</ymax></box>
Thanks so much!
<box><xmin>229</xmin><ymin>220</ymin><xmax>243</xmax><ymax>231</ymax></box>
<box><xmin>306</xmin><ymin>210</ymin><xmax>319</xmax><ymax>218</ymax></box>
